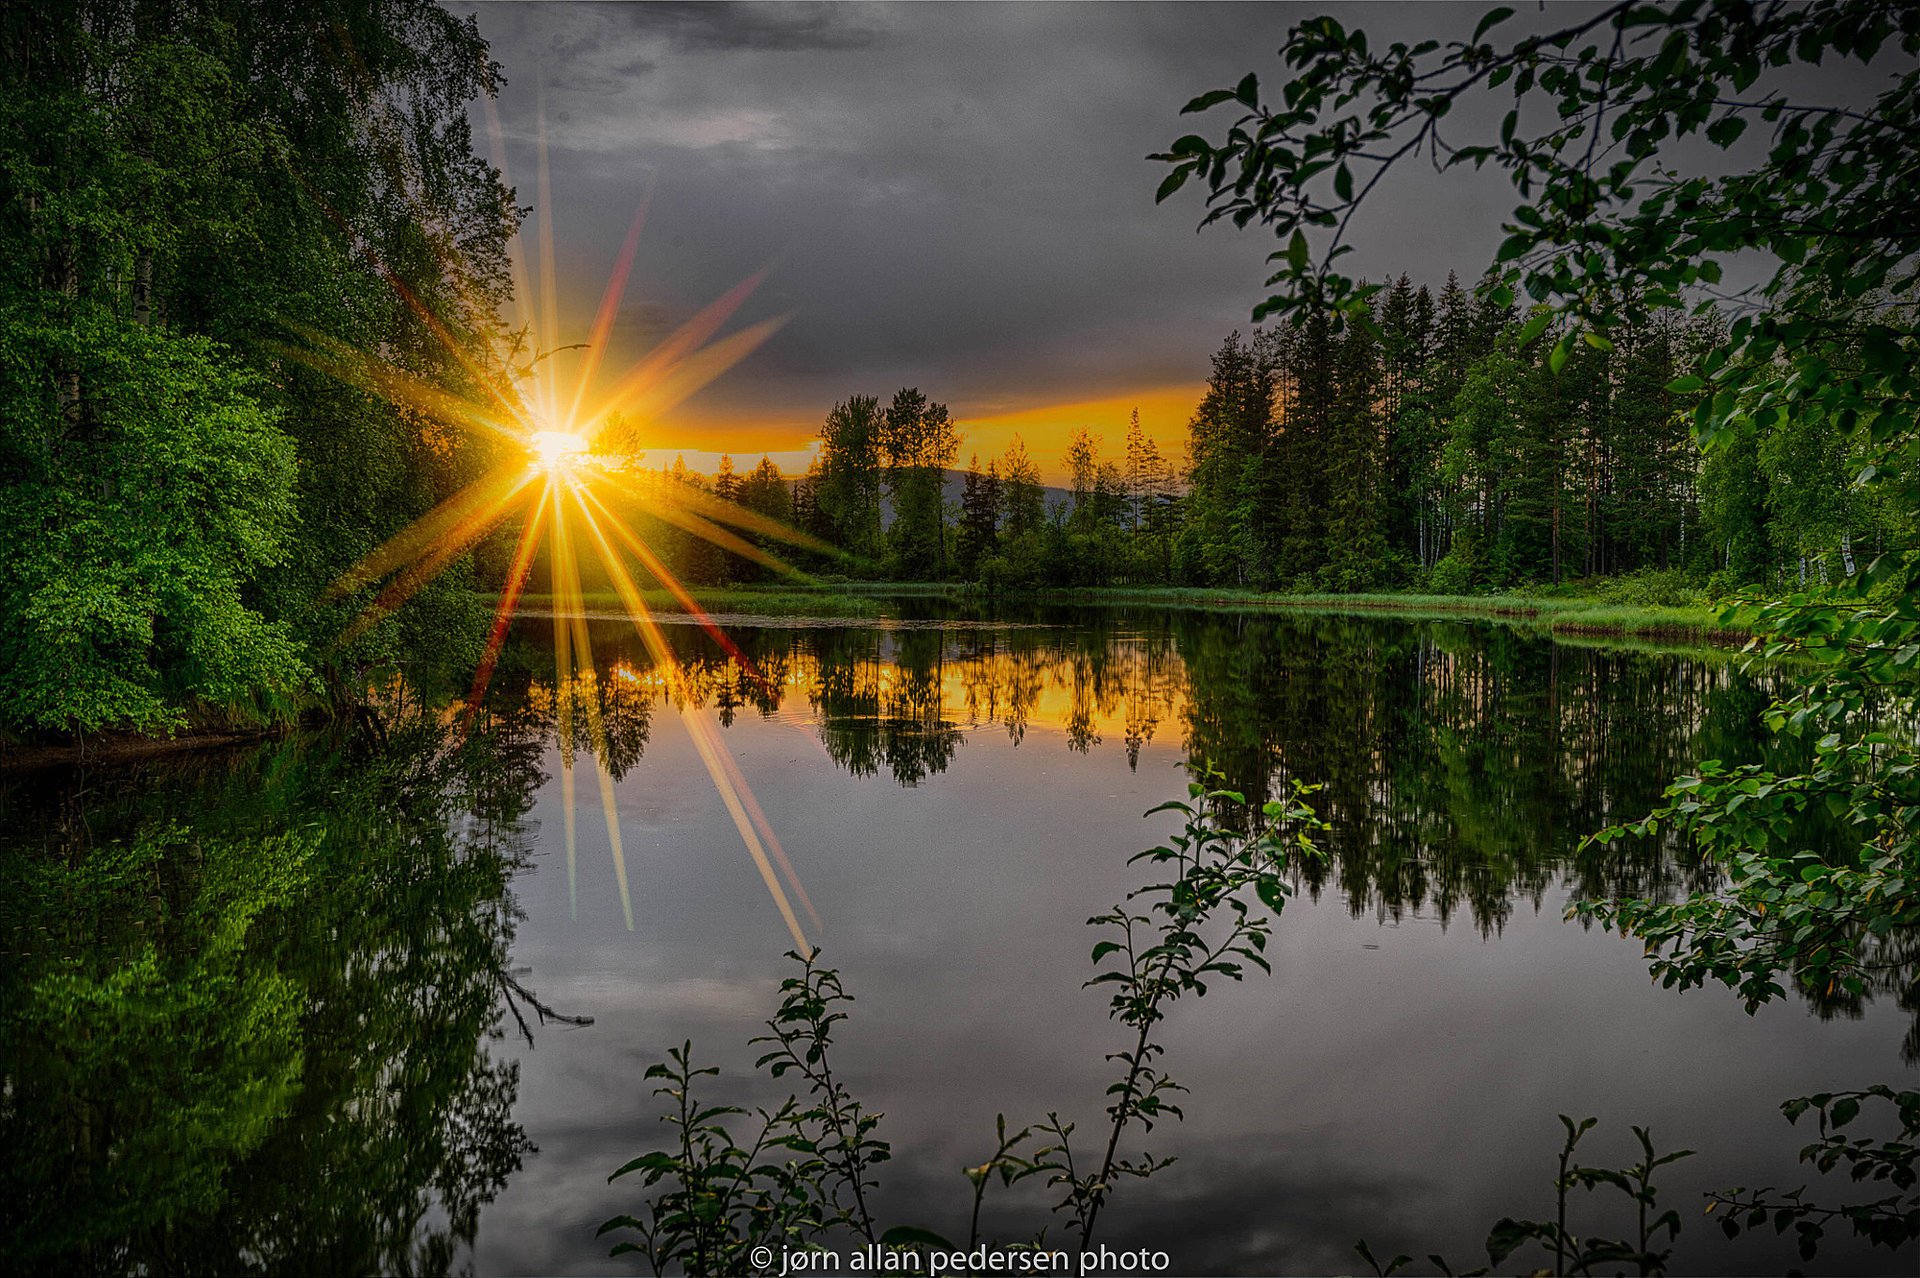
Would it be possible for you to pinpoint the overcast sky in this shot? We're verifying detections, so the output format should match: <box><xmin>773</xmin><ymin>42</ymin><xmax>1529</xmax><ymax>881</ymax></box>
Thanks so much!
<box><xmin>442</xmin><ymin>3</ymin><xmax>1601</xmax><ymax>477</ymax></box>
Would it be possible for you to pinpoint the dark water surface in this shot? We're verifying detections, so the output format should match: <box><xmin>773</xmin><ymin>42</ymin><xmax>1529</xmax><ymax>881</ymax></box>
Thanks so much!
<box><xmin>5</xmin><ymin>605</ymin><xmax>1915</xmax><ymax>1275</ymax></box>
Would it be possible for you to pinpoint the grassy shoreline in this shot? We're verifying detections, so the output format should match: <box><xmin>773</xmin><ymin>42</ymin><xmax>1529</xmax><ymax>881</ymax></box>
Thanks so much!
<box><xmin>499</xmin><ymin>582</ymin><xmax>1747</xmax><ymax>645</ymax></box>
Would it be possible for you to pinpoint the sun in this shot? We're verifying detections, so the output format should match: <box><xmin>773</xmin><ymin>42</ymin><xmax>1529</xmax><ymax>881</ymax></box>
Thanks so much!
<box><xmin>529</xmin><ymin>428</ymin><xmax>590</xmax><ymax>472</ymax></box>
<box><xmin>286</xmin><ymin>157</ymin><xmax>833</xmax><ymax>951</ymax></box>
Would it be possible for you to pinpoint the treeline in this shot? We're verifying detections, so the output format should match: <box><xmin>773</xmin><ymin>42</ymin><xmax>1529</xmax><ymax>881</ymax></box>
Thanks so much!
<box><xmin>636</xmin><ymin>395</ymin><xmax>1179</xmax><ymax>589</ymax></box>
<box><xmin>792</xmin><ymin>388</ymin><xmax>1179</xmax><ymax>588</ymax></box>
<box><xmin>1180</xmin><ymin>273</ymin><xmax>1903</xmax><ymax>594</ymax></box>
<box><xmin>706</xmin><ymin>273</ymin><xmax>1902</xmax><ymax>596</ymax></box>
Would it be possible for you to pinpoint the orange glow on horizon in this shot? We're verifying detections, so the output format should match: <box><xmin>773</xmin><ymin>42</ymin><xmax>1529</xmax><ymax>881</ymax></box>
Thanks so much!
<box><xmin>630</xmin><ymin>382</ymin><xmax>1204</xmax><ymax>486</ymax></box>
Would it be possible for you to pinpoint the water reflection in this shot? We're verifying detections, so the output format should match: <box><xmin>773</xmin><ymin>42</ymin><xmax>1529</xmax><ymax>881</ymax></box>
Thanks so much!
<box><xmin>0</xmin><ymin>716</ymin><xmax>548</xmax><ymax>1274</ymax></box>
<box><xmin>6</xmin><ymin>604</ymin><xmax>1912</xmax><ymax>1275</ymax></box>
<box><xmin>501</xmin><ymin>610</ymin><xmax>1780</xmax><ymax>933</ymax></box>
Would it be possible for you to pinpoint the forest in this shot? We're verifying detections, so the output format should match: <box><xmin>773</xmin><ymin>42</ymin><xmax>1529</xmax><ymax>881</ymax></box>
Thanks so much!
<box><xmin>620</xmin><ymin>275</ymin><xmax>1896</xmax><ymax>600</ymax></box>
<box><xmin>0</xmin><ymin>2</ymin><xmax>516</xmax><ymax>739</ymax></box>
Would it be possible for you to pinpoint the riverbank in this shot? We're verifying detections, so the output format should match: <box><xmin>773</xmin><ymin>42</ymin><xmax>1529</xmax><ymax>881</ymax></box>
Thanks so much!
<box><xmin>499</xmin><ymin>582</ymin><xmax>1748</xmax><ymax>645</ymax></box>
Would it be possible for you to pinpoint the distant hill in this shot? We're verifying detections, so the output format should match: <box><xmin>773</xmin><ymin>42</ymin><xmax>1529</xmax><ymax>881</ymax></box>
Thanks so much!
<box><xmin>876</xmin><ymin>468</ymin><xmax>1074</xmax><ymax>520</ymax></box>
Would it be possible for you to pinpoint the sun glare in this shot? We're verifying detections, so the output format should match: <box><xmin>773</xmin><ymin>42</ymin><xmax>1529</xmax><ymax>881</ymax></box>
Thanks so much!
<box><xmin>530</xmin><ymin>428</ymin><xmax>589</xmax><ymax>472</ymax></box>
<box><xmin>295</xmin><ymin>113</ymin><xmax>835</xmax><ymax>951</ymax></box>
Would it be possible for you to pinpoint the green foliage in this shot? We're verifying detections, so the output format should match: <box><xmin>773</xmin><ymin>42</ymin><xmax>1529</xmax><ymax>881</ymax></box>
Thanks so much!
<box><xmin>1361</xmin><ymin>1095</ymin><xmax>1919</xmax><ymax>1272</ymax></box>
<box><xmin>1158</xmin><ymin>0</ymin><xmax>1920</xmax><ymax>1029</ymax></box>
<box><xmin>1708</xmin><ymin>1087</ymin><xmax>1920</xmax><ymax>1256</ymax></box>
<box><xmin>1</xmin><ymin>0</ymin><xmax>519</xmax><ymax>737</ymax></box>
<box><xmin>600</xmin><ymin>1043</ymin><xmax>832</xmax><ymax>1274</ymax></box>
<box><xmin>752</xmin><ymin>956</ymin><xmax>891</xmax><ymax>1241</ymax></box>
<box><xmin>882</xmin><ymin>388</ymin><xmax>960</xmax><ymax>577</ymax></box>
<box><xmin>1575</xmin><ymin>581</ymin><xmax>1920</xmax><ymax>1031</ymax></box>
<box><xmin>813</xmin><ymin>396</ymin><xmax>886</xmax><ymax>564</ymax></box>
<box><xmin>4</xmin><ymin>821</ymin><xmax>312</xmax><ymax>1249</ymax></box>
<box><xmin>1156</xmin><ymin>0</ymin><xmax>1919</xmax><ymax>597</ymax></box>
<box><xmin>1162</xmin><ymin>2</ymin><xmax>1920</xmax><ymax>1269</ymax></box>
<box><xmin>599</xmin><ymin>954</ymin><xmax>889</xmax><ymax>1271</ymax></box>
<box><xmin>1030</xmin><ymin>777</ymin><xmax>1326</xmax><ymax>1248</ymax></box>
<box><xmin>0</xmin><ymin>305</ymin><xmax>305</xmax><ymax>734</ymax></box>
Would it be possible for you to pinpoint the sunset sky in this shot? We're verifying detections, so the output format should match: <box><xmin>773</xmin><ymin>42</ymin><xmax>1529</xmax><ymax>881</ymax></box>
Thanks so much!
<box><xmin>455</xmin><ymin>2</ymin><xmax>1521</xmax><ymax>483</ymax></box>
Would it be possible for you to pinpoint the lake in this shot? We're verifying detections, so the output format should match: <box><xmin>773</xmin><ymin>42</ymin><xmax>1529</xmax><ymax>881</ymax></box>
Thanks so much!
<box><xmin>4</xmin><ymin>602</ymin><xmax>1914</xmax><ymax>1275</ymax></box>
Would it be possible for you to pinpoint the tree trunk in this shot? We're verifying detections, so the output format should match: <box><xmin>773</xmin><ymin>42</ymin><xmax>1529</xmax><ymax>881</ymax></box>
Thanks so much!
<box><xmin>133</xmin><ymin>248</ymin><xmax>153</xmax><ymax>327</ymax></box>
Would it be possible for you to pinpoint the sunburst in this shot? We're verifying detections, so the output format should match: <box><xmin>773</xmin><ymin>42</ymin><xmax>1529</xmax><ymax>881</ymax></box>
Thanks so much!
<box><xmin>288</xmin><ymin>104</ymin><xmax>829</xmax><ymax>950</ymax></box>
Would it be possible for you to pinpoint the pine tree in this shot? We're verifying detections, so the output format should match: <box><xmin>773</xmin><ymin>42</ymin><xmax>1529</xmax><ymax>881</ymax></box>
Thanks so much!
<box><xmin>713</xmin><ymin>455</ymin><xmax>742</xmax><ymax>504</ymax></box>
<box><xmin>1182</xmin><ymin>331</ymin><xmax>1274</xmax><ymax>585</ymax></box>
<box><xmin>1321</xmin><ymin>313</ymin><xmax>1387</xmax><ymax>589</ymax></box>
<box><xmin>956</xmin><ymin>454</ymin><xmax>1001</xmax><ymax>578</ymax></box>
<box><xmin>1380</xmin><ymin>277</ymin><xmax>1440</xmax><ymax>570</ymax></box>
<box><xmin>1272</xmin><ymin>312</ymin><xmax>1331</xmax><ymax>583</ymax></box>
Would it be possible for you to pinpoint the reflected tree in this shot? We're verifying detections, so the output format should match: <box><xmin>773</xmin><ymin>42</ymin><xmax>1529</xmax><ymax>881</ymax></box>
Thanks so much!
<box><xmin>0</xmin><ymin>711</ymin><xmax>548</xmax><ymax>1274</ymax></box>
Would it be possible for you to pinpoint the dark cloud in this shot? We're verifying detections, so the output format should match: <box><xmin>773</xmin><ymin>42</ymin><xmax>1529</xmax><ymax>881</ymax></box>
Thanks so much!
<box><xmin>621</xmin><ymin>1</ymin><xmax>891</xmax><ymax>53</ymax></box>
<box><xmin>449</xmin><ymin>1</ymin><xmax>1899</xmax><ymax>450</ymax></box>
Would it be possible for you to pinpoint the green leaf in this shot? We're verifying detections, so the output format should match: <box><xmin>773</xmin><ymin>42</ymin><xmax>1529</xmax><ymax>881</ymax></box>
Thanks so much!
<box><xmin>1181</xmin><ymin>88</ymin><xmax>1238</xmax><ymax>114</ymax></box>
<box><xmin>1473</xmin><ymin>7</ymin><xmax>1516</xmax><ymax>43</ymax></box>
<box><xmin>1548</xmin><ymin>335</ymin><xmax>1571</xmax><ymax>374</ymax></box>
<box><xmin>881</xmin><ymin>1226</ymin><xmax>955</xmax><ymax>1248</ymax></box>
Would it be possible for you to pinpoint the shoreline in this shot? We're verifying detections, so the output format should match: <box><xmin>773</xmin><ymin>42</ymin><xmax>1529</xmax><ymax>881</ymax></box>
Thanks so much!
<box><xmin>0</xmin><ymin>586</ymin><xmax>1753</xmax><ymax>762</ymax></box>
<box><xmin>500</xmin><ymin>583</ymin><xmax>1749</xmax><ymax>646</ymax></box>
<box><xmin>0</xmin><ymin>723</ymin><xmax>297</xmax><ymax>771</ymax></box>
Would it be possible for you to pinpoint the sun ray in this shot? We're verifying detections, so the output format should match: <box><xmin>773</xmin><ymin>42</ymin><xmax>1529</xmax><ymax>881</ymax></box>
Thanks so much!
<box><xmin>275</xmin><ymin>325</ymin><xmax>529</xmax><ymax>445</ymax></box>
<box><xmin>337</xmin><ymin>471</ymin><xmax>537</xmax><ymax>645</ymax></box>
<box><xmin>566</xmin><ymin>191</ymin><xmax>652</xmax><ymax>433</ymax></box>
<box><xmin>326</xmin><ymin>460</ymin><xmax>534</xmax><ymax>602</ymax></box>
<box><xmin>576</xmin><ymin>271</ymin><xmax>770</xmax><ymax>427</ymax></box>
<box><xmin>548</xmin><ymin>496</ymin><xmax>580</xmax><ymax>921</ymax></box>
<box><xmin>576</xmin><ymin>484</ymin><xmax>775</xmax><ymax>689</ymax></box>
<box><xmin>596</xmin><ymin>473</ymin><xmax>809</xmax><ymax>582</ymax></box>
<box><xmin>552</xmin><ymin>487</ymin><xmax>637</xmax><ymax>932</ymax></box>
<box><xmin>594</xmin><ymin>464</ymin><xmax>839</xmax><ymax>557</ymax></box>
<box><xmin>536</xmin><ymin>85</ymin><xmax>563</xmax><ymax>427</ymax></box>
<box><xmin>586</xmin><ymin>314</ymin><xmax>788</xmax><ymax>430</ymax></box>
<box><xmin>463</xmin><ymin>478</ymin><xmax>554</xmax><ymax>728</ymax></box>
<box><xmin>569</xmin><ymin>485</ymin><xmax>811</xmax><ymax>950</ymax></box>
<box><xmin>301</xmin><ymin>135</ymin><xmax>827</xmax><ymax>949</ymax></box>
<box><xmin>706</xmin><ymin>731</ymin><xmax>822</xmax><ymax>930</ymax></box>
<box><xmin>481</xmin><ymin>85</ymin><xmax>538</xmax><ymax>346</ymax></box>
<box><xmin>293</xmin><ymin>178</ymin><xmax>537</xmax><ymax>432</ymax></box>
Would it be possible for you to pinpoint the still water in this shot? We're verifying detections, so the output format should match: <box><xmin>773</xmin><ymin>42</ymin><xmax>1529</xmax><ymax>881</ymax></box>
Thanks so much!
<box><xmin>4</xmin><ymin>604</ymin><xmax>1914</xmax><ymax>1275</ymax></box>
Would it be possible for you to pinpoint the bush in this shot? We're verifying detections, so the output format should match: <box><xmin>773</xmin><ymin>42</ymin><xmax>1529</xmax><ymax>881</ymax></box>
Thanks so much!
<box><xmin>1427</xmin><ymin>550</ymin><xmax>1476</xmax><ymax>595</ymax></box>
